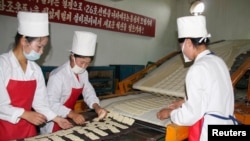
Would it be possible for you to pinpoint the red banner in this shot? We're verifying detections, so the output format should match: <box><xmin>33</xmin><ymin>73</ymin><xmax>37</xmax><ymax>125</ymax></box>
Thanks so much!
<box><xmin>0</xmin><ymin>0</ymin><xmax>156</xmax><ymax>37</ymax></box>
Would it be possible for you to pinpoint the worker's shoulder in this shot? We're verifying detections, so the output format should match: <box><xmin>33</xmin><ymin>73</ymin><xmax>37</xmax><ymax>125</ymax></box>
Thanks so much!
<box><xmin>50</xmin><ymin>63</ymin><xmax>70</xmax><ymax>77</ymax></box>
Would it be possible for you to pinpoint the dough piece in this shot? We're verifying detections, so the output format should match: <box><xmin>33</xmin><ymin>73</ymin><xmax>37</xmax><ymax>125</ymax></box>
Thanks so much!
<box><xmin>122</xmin><ymin>116</ymin><xmax>135</xmax><ymax>126</ymax></box>
<box><xmin>127</xmin><ymin>118</ymin><xmax>135</xmax><ymax>126</ymax></box>
<box><xmin>116</xmin><ymin>114</ymin><xmax>124</xmax><ymax>123</ymax></box>
<box><xmin>88</xmin><ymin>127</ymin><xmax>108</xmax><ymax>136</ymax></box>
<box><xmin>76</xmin><ymin>128</ymin><xmax>89</xmax><ymax>134</ymax></box>
<box><xmin>109</xmin><ymin>120</ymin><xmax>128</xmax><ymax>129</ymax></box>
<box><xmin>85</xmin><ymin>132</ymin><xmax>100</xmax><ymax>140</ymax></box>
<box><xmin>121</xmin><ymin>116</ymin><xmax>130</xmax><ymax>125</ymax></box>
<box><xmin>61</xmin><ymin>129</ymin><xmax>74</xmax><ymax>135</ymax></box>
<box><xmin>106</xmin><ymin>111</ymin><xmax>135</xmax><ymax>126</ymax></box>
<box><xmin>98</xmin><ymin>125</ymin><xmax>108</xmax><ymax>130</ymax></box>
<box><xmin>107</xmin><ymin>125</ymin><xmax>120</xmax><ymax>133</ymax></box>
<box><xmin>92</xmin><ymin>117</ymin><xmax>99</xmax><ymax>122</ymax></box>
<box><xmin>71</xmin><ymin>126</ymin><xmax>83</xmax><ymax>132</ymax></box>
<box><xmin>107</xmin><ymin>112</ymin><xmax>114</xmax><ymax>118</ymax></box>
<box><xmin>65</xmin><ymin>134</ymin><xmax>84</xmax><ymax>141</ymax></box>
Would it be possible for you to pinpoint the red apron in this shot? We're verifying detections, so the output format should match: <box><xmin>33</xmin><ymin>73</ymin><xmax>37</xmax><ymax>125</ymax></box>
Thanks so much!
<box><xmin>188</xmin><ymin>117</ymin><xmax>204</xmax><ymax>141</ymax></box>
<box><xmin>188</xmin><ymin>113</ymin><xmax>239</xmax><ymax>141</ymax></box>
<box><xmin>0</xmin><ymin>79</ymin><xmax>37</xmax><ymax>141</ymax></box>
<box><xmin>52</xmin><ymin>87</ymin><xmax>83</xmax><ymax>132</ymax></box>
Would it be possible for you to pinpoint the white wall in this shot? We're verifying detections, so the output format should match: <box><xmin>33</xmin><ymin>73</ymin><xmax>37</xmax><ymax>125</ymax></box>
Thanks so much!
<box><xmin>0</xmin><ymin>0</ymin><xmax>250</xmax><ymax>67</ymax></box>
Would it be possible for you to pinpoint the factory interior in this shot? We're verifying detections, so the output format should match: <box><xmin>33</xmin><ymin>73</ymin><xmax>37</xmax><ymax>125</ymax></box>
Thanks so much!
<box><xmin>0</xmin><ymin>0</ymin><xmax>250</xmax><ymax>141</ymax></box>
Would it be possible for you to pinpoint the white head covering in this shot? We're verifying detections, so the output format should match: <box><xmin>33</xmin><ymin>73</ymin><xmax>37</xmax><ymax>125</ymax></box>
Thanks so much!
<box><xmin>17</xmin><ymin>11</ymin><xmax>49</xmax><ymax>37</ymax></box>
<box><xmin>177</xmin><ymin>15</ymin><xmax>211</xmax><ymax>42</ymax></box>
<box><xmin>71</xmin><ymin>31</ymin><xmax>97</xmax><ymax>56</ymax></box>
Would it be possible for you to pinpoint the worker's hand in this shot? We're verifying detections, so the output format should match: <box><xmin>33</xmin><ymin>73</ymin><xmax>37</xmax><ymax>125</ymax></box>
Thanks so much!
<box><xmin>92</xmin><ymin>103</ymin><xmax>108</xmax><ymax>120</ymax></box>
<box><xmin>53</xmin><ymin>116</ymin><xmax>73</xmax><ymax>129</ymax></box>
<box><xmin>68</xmin><ymin>111</ymin><xmax>85</xmax><ymax>125</ymax></box>
<box><xmin>21</xmin><ymin>111</ymin><xmax>47</xmax><ymax>126</ymax></box>
<box><xmin>96</xmin><ymin>108</ymin><xmax>108</xmax><ymax>121</ymax></box>
<box><xmin>167</xmin><ymin>99</ymin><xmax>185</xmax><ymax>110</ymax></box>
<box><xmin>157</xmin><ymin>108</ymin><xmax>172</xmax><ymax>120</ymax></box>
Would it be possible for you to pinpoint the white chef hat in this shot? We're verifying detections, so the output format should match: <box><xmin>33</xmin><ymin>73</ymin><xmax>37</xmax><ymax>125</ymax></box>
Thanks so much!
<box><xmin>177</xmin><ymin>15</ymin><xmax>211</xmax><ymax>42</ymax></box>
<box><xmin>17</xmin><ymin>11</ymin><xmax>49</xmax><ymax>37</ymax></box>
<box><xmin>71</xmin><ymin>31</ymin><xmax>97</xmax><ymax>56</ymax></box>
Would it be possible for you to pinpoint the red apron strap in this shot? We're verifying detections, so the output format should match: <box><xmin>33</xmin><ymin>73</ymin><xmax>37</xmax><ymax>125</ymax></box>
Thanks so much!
<box><xmin>52</xmin><ymin>87</ymin><xmax>83</xmax><ymax>132</ymax></box>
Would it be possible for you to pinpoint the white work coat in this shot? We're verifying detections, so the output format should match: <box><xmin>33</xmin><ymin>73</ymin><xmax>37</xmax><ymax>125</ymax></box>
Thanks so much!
<box><xmin>0</xmin><ymin>50</ymin><xmax>57</xmax><ymax>124</ymax></box>
<box><xmin>40</xmin><ymin>61</ymin><xmax>100</xmax><ymax>134</ymax></box>
<box><xmin>170</xmin><ymin>50</ymin><xmax>235</xmax><ymax>141</ymax></box>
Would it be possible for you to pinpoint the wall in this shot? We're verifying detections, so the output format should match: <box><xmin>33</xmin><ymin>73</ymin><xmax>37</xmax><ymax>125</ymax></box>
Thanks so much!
<box><xmin>0</xmin><ymin>0</ymin><xmax>249</xmax><ymax>67</ymax></box>
<box><xmin>0</xmin><ymin>0</ymin><xmax>177</xmax><ymax>66</ymax></box>
<box><xmin>176</xmin><ymin>0</ymin><xmax>250</xmax><ymax>42</ymax></box>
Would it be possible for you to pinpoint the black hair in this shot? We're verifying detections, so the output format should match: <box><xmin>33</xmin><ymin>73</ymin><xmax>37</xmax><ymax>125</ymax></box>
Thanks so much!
<box><xmin>178</xmin><ymin>37</ymin><xmax>210</xmax><ymax>46</ymax></box>
<box><xmin>72</xmin><ymin>53</ymin><xmax>94</xmax><ymax>61</ymax></box>
<box><xmin>14</xmin><ymin>32</ymin><xmax>49</xmax><ymax>46</ymax></box>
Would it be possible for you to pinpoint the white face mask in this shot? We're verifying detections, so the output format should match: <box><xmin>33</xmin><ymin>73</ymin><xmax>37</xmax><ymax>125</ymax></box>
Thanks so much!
<box><xmin>72</xmin><ymin>65</ymin><xmax>86</xmax><ymax>74</ymax></box>
<box><xmin>23</xmin><ymin>40</ymin><xmax>43</xmax><ymax>61</ymax></box>
<box><xmin>23</xmin><ymin>49</ymin><xmax>41</xmax><ymax>61</ymax></box>
<box><xmin>181</xmin><ymin>41</ymin><xmax>192</xmax><ymax>63</ymax></box>
<box><xmin>71</xmin><ymin>57</ymin><xmax>86</xmax><ymax>74</ymax></box>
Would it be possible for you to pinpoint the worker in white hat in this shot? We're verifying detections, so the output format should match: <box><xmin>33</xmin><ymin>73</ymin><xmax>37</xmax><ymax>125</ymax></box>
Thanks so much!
<box><xmin>0</xmin><ymin>11</ymin><xmax>73</xmax><ymax>141</ymax></box>
<box><xmin>40</xmin><ymin>31</ymin><xmax>108</xmax><ymax>134</ymax></box>
<box><xmin>157</xmin><ymin>15</ymin><xmax>237</xmax><ymax>141</ymax></box>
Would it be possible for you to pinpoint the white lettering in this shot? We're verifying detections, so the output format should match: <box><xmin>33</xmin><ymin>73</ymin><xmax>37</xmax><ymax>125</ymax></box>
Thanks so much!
<box><xmin>212</xmin><ymin>129</ymin><xmax>218</xmax><ymax>136</ymax></box>
<box><xmin>212</xmin><ymin>129</ymin><xmax>247</xmax><ymax>136</ymax></box>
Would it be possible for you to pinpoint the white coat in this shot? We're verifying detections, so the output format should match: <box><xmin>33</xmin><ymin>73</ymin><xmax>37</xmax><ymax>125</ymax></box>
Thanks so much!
<box><xmin>170</xmin><ymin>50</ymin><xmax>235</xmax><ymax>141</ymax></box>
<box><xmin>0</xmin><ymin>50</ymin><xmax>57</xmax><ymax>124</ymax></box>
<box><xmin>40</xmin><ymin>61</ymin><xmax>100</xmax><ymax>134</ymax></box>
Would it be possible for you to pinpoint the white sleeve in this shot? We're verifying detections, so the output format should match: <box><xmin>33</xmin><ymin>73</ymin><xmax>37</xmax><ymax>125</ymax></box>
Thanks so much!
<box><xmin>82</xmin><ymin>71</ymin><xmax>100</xmax><ymax>109</ymax></box>
<box><xmin>0</xmin><ymin>58</ymin><xmax>24</xmax><ymax>124</ymax></box>
<box><xmin>46</xmin><ymin>73</ymin><xmax>71</xmax><ymax>118</ymax></box>
<box><xmin>170</xmin><ymin>66</ymin><xmax>204</xmax><ymax>126</ymax></box>
<box><xmin>32</xmin><ymin>67</ymin><xmax>57</xmax><ymax>121</ymax></box>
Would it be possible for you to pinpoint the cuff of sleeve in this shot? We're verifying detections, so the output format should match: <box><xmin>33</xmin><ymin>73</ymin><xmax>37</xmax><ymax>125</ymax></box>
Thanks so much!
<box><xmin>62</xmin><ymin>108</ymin><xmax>71</xmax><ymax>118</ymax></box>
<box><xmin>170</xmin><ymin>109</ymin><xmax>177</xmax><ymax>120</ymax></box>
<box><xmin>11</xmin><ymin>108</ymin><xmax>24</xmax><ymax>124</ymax></box>
<box><xmin>45</xmin><ymin>111</ymin><xmax>57</xmax><ymax>121</ymax></box>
